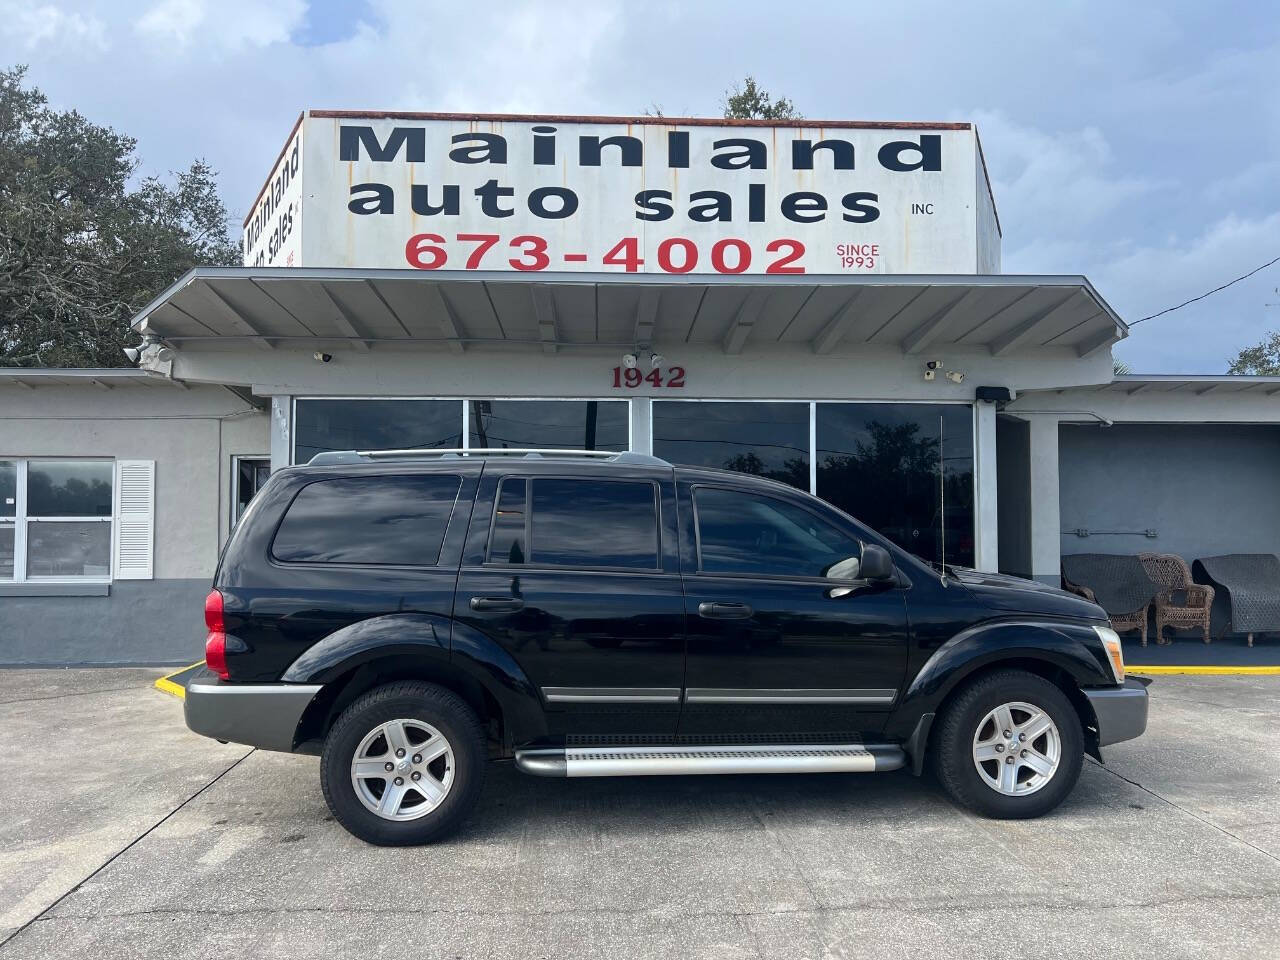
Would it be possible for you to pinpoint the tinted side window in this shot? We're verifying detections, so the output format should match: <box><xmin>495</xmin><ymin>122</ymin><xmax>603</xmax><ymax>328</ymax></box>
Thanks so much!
<box><xmin>488</xmin><ymin>478</ymin><xmax>528</xmax><ymax>564</ymax></box>
<box><xmin>488</xmin><ymin>478</ymin><xmax>659</xmax><ymax>569</ymax></box>
<box><xmin>273</xmin><ymin>474</ymin><xmax>461</xmax><ymax>565</ymax></box>
<box><xmin>695</xmin><ymin>487</ymin><xmax>861</xmax><ymax>579</ymax></box>
<box><xmin>532</xmin><ymin>479</ymin><xmax>658</xmax><ymax>569</ymax></box>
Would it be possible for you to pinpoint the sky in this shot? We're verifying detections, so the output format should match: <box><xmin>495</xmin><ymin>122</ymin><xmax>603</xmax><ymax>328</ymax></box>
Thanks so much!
<box><xmin>3</xmin><ymin>0</ymin><xmax>1279</xmax><ymax>373</ymax></box>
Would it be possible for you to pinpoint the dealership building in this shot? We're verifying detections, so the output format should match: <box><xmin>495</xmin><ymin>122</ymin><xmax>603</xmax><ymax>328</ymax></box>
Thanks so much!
<box><xmin>2</xmin><ymin>111</ymin><xmax>1278</xmax><ymax>665</ymax></box>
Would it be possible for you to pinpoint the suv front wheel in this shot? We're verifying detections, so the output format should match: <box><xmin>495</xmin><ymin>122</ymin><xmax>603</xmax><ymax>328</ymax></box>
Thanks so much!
<box><xmin>932</xmin><ymin>669</ymin><xmax>1084</xmax><ymax>819</ymax></box>
<box><xmin>321</xmin><ymin>681</ymin><xmax>486</xmax><ymax>845</ymax></box>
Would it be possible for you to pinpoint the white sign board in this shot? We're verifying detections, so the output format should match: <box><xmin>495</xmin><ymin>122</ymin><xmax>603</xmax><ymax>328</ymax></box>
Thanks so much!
<box><xmin>243</xmin><ymin>113</ymin><xmax>1000</xmax><ymax>274</ymax></box>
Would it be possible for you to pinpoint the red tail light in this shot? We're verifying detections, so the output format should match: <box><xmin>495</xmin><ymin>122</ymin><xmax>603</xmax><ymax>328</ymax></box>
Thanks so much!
<box><xmin>204</xmin><ymin>589</ymin><xmax>228</xmax><ymax>680</ymax></box>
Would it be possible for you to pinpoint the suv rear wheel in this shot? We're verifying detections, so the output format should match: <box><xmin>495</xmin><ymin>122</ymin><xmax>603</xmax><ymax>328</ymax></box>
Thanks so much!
<box><xmin>932</xmin><ymin>669</ymin><xmax>1084</xmax><ymax>819</ymax></box>
<box><xmin>321</xmin><ymin>681</ymin><xmax>486</xmax><ymax>845</ymax></box>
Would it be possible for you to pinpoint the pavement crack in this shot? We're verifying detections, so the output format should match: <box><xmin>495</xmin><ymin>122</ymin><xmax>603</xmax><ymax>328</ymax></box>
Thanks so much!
<box><xmin>36</xmin><ymin>889</ymin><xmax>1280</xmax><ymax>924</ymax></box>
<box><xmin>0</xmin><ymin>748</ymin><xmax>255</xmax><ymax>953</ymax></box>
<box><xmin>1089</xmin><ymin>758</ymin><xmax>1280</xmax><ymax>865</ymax></box>
<box><xmin>0</xmin><ymin>685</ymin><xmax>159</xmax><ymax>706</ymax></box>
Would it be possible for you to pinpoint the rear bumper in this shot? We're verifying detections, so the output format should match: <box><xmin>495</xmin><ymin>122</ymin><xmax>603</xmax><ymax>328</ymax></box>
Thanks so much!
<box><xmin>1084</xmin><ymin>678</ymin><xmax>1150</xmax><ymax>747</ymax></box>
<box><xmin>184</xmin><ymin>667</ymin><xmax>322</xmax><ymax>753</ymax></box>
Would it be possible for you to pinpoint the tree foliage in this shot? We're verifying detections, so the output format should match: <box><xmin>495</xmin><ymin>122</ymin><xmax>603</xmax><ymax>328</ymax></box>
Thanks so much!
<box><xmin>722</xmin><ymin>76</ymin><xmax>801</xmax><ymax>121</ymax></box>
<box><xmin>0</xmin><ymin>66</ymin><xmax>239</xmax><ymax>368</ymax></box>
<box><xmin>1227</xmin><ymin>331</ymin><xmax>1280</xmax><ymax>375</ymax></box>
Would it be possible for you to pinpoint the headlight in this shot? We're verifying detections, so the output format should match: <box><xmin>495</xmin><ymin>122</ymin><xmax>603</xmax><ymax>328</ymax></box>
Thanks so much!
<box><xmin>1093</xmin><ymin>624</ymin><xmax>1125</xmax><ymax>683</ymax></box>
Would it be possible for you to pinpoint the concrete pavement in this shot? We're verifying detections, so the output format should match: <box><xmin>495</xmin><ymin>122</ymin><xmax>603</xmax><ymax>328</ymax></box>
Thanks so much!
<box><xmin>0</xmin><ymin>669</ymin><xmax>1276</xmax><ymax>959</ymax></box>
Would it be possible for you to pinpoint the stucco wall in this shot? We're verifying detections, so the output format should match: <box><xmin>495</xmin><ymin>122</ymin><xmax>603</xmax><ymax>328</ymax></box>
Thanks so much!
<box><xmin>0</xmin><ymin>382</ymin><xmax>268</xmax><ymax>663</ymax></box>
<box><xmin>1059</xmin><ymin>423</ymin><xmax>1280</xmax><ymax>561</ymax></box>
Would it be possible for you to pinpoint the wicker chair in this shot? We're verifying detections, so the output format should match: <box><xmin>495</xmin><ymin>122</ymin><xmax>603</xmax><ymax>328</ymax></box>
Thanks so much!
<box><xmin>1140</xmin><ymin>553</ymin><xmax>1214</xmax><ymax>645</ymax></box>
<box><xmin>1061</xmin><ymin>574</ymin><xmax>1149</xmax><ymax>646</ymax></box>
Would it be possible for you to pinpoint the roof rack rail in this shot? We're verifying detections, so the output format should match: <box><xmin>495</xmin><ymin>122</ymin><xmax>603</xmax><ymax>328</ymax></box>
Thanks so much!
<box><xmin>306</xmin><ymin>448</ymin><xmax>671</xmax><ymax>467</ymax></box>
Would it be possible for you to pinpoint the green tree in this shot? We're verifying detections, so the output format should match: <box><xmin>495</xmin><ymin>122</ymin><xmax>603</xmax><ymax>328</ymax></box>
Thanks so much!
<box><xmin>722</xmin><ymin>76</ymin><xmax>801</xmax><ymax>121</ymax></box>
<box><xmin>0</xmin><ymin>66</ymin><xmax>239</xmax><ymax>368</ymax></box>
<box><xmin>1227</xmin><ymin>332</ymin><xmax>1280</xmax><ymax>375</ymax></box>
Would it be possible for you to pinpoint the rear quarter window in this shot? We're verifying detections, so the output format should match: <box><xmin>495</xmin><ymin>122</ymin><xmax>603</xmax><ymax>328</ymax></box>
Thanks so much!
<box><xmin>272</xmin><ymin>474</ymin><xmax>462</xmax><ymax>566</ymax></box>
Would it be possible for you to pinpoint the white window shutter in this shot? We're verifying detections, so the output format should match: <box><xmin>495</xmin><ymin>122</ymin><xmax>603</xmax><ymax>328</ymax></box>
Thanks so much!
<box><xmin>114</xmin><ymin>460</ymin><xmax>155</xmax><ymax>580</ymax></box>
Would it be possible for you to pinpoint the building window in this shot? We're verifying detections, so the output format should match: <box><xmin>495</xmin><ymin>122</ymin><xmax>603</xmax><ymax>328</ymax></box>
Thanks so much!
<box><xmin>651</xmin><ymin>401</ymin><xmax>810</xmax><ymax>490</ymax></box>
<box><xmin>469</xmin><ymin>400</ymin><xmax>628</xmax><ymax>450</ymax></box>
<box><xmin>0</xmin><ymin>459</ymin><xmax>114</xmax><ymax>581</ymax></box>
<box><xmin>293</xmin><ymin>397</ymin><xmax>632</xmax><ymax>463</ymax></box>
<box><xmin>815</xmin><ymin>403</ymin><xmax>974</xmax><ymax>567</ymax></box>
<box><xmin>293</xmin><ymin>399</ymin><xmax>462</xmax><ymax>464</ymax></box>
<box><xmin>232</xmin><ymin>457</ymin><xmax>271</xmax><ymax>526</ymax></box>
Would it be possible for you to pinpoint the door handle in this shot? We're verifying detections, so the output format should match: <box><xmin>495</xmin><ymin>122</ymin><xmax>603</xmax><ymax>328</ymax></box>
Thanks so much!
<box><xmin>469</xmin><ymin>596</ymin><xmax>525</xmax><ymax>612</ymax></box>
<box><xmin>698</xmin><ymin>601</ymin><xmax>753</xmax><ymax>620</ymax></box>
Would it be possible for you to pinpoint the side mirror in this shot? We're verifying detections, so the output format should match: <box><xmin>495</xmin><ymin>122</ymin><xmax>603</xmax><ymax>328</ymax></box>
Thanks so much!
<box><xmin>860</xmin><ymin>544</ymin><xmax>894</xmax><ymax>582</ymax></box>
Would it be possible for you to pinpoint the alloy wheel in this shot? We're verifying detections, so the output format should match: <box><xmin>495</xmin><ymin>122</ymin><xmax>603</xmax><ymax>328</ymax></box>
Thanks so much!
<box><xmin>350</xmin><ymin>718</ymin><xmax>455</xmax><ymax>821</ymax></box>
<box><xmin>971</xmin><ymin>701</ymin><xmax>1061</xmax><ymax>797</ymax></box>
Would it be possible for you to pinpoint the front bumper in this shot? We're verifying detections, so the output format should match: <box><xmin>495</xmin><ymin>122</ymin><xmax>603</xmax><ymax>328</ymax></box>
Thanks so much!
<box><xmin>1083</xmin><ymin>677</ymin><xmax>1150</xmax><ymax>747</ymax></box>
<box><xmin>184</xmin><ymin>667</ymin><xmax>323</xmax><ymax>753</ymax></box>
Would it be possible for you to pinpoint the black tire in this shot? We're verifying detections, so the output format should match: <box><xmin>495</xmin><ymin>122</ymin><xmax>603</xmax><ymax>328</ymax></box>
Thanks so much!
<box><xmin>931</xmin><ymin>669</ymin><xmax>1084</xmax><ymax>819</ymax></box>
<box><xmin>321</xmin><ymin>681</ymin><xmax>486</xmax><ymax>845</ymax></box>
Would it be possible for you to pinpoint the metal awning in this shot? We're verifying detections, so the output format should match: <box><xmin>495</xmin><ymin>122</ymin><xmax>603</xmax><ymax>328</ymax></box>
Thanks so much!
<box><xmin>131</xmin><ymin>267</ymin><xmax>1126</xmax><ymax>358</ymax></box>
<box><xmin>1082</xmin><ymin>375</ymin><xmax>1280</xmax><ymax>397</ymax></box>
<box><xmin>0</xmin><ymin>369</ymin><xmax>186</xmax><ymax>390</ymax></box>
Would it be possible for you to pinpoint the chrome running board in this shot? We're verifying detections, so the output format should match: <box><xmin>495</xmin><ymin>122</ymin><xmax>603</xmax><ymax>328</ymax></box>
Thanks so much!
<box><xmin>515</xmin><ymin>743</ymin><xmax>905</xmax><ymax>778</ymax></box>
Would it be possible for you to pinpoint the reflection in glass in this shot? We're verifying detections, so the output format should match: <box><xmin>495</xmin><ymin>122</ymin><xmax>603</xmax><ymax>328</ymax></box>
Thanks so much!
<box><xmin>652</xmin><ymin>402</ymin><xmax>809</xmax><ymax>490</ymax></box>
<box><xmin>816</xmin><ymin>403</ymin><xmax>974</xmax><ymax>566</ymax></box>
<box><xmin>272</xmin><ymin>475</ymin><xmax>461</xmax><ymax>565</ymax></box>
<box><xmin>27</xmin><ymin>461</ymin><xmax>112</xmax><ymax>517</ymax></box>
<box><xmin>530</xmin><ymin>478</ymin><xmax>658</xmax><ymax>569</ymax></box>
<box><xmin>469</xmin><ymin>400</ymin><xmax>628</xmax><ymax>450</ymax></box>
<box><xmin>695</xmin><ymin>488</ymin><xmax>860</xmax><ymax>579</ymax></box>
<box><xmin>0</xmin><ymin>524</ymin><xmax>13</xmax><ymax>579</ymax></box>
<box><xmin>489</xmin><ymin>478</ymin><xmax>527</xmax><ymax>564</ymax></box>
<box><xmin>0</xmin><ymin>461</ymin><xmax>14</xmax><ymax>518</ymax></box>
<box><xmin>26</xmin><ymin>521</ymin><xmax>111</xmax><ymax>577</ymax></box>
<box><xmin>293</xmin><ymin>399</ymin><xmax>461</xmax><ymax>463</ymax></box>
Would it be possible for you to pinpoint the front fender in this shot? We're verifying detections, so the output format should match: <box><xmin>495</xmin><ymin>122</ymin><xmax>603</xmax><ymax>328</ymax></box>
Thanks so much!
<box><xmin>888</xmin><ymin>619</ymin><xmax>1114</xmax><ymax>739</ymax></box>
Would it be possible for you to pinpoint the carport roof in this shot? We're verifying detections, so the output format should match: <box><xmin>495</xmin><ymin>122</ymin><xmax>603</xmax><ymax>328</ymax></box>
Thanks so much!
<box><xmin>129</xmin><ymin>267</ymin><xmax>1126</xmax><ymax>358</ymax></box>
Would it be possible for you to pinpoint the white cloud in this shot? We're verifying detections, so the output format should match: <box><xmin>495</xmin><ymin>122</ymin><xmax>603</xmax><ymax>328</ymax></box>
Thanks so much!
<box><xmin>135</xmin><ymin>0</ymin><xmax>305</xmax><ymax>51</ymax></box>
<box><xmin>0</xmin><ymin>2</ymin><xmax>107</xmax><ymax>50</ymax></box>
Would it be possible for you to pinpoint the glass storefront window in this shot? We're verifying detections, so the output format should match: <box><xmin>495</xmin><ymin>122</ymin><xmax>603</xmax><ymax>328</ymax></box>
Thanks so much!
<box><xmin>0</xmin><ymin>524</ymin><xmax>13</xmax><ymax>580</ymax></box>
<box><xmin>0</xmin><ymin>460</ymin><xmax>15</xmax><ymax>518</ymax></box>
<box><xmin>652</xmin><ymin>401</ymin><xmax>810</xmax><ymax>490</ymax></box>
<box><xmin>816</xmin><ymin>403</ymin><xmax>974</xmax><ymax>566</ymax></box>
<box><xmin>294</xmin><ymin>399</ymin><xmax>462</xmax><ymax>463</ymax></box>
<box><xmin>469</xmin><ymin>400</ymin><xmax>628</xmax><ymax>450</ymax></box>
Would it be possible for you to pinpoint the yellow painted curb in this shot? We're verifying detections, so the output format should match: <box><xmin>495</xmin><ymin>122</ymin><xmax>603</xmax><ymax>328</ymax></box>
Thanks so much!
<box><xmin>1128</xmin><ymin>665</ymin><xmax>1280</xmax><ymax>676</ymax></box>
<box><xmin>154</xmin><ymin>661</ymin><xmax>204</xmax><ymax>699</ymax></box>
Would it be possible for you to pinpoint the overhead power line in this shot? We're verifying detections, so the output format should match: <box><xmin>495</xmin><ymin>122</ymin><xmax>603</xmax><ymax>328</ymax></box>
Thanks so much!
<box><xmin>1130</xmin><ymin>253</ymin><xmax>1280</xmax><ymax>325</ymax></box>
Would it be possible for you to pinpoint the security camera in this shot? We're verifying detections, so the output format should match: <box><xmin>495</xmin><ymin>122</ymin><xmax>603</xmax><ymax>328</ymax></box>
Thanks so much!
<box><xmin>648</xmin><ymin>352</ymin><xmax>664</xmax><ymax>368</ymax></box>
<box><xmin>946</xmin><ymin>370</ymin><xmax>965</xmax><ymax>384</ymax></box>
<box><xmin>923</xmin><ymin>369</ymin><xmax>936</xmax><ymax>381</ymax></box>
<box><xmin>622</xmin><ymin>353</ymin><xmax>638</xmax><ymax>369</ymax></box>
<box><xmin>122</xmin><ymin>346</ymin><xmax>141</xmax><ymax>363</ymax></box>
<box><xmin>313</xmin><ymin>352</ymin><xmax>333</xmax><ymax>363</ymax></box>
<box><xmin>925</xmin><ymin>359</ymin><xmax>943</xmax><ymax>370</ymax></box>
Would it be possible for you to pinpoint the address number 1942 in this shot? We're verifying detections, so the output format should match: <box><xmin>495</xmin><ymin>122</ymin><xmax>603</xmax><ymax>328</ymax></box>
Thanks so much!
<box><xmin>612</xmin><ymin>366</ymin><xmax>686</xmax><ymax>389</ymax></box>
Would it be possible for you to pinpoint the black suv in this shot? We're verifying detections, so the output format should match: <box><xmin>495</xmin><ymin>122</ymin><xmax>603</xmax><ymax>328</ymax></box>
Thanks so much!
<box><xmin>186</xmin><ymin>448</ymin><xmax>1148</xmax><ymax>845</ymax></box>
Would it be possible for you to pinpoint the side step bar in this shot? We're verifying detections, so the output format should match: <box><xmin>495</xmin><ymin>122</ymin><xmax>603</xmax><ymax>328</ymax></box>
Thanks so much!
<box><xmin>515</xmin><ymin>743</ymin><xmax>906</xmax><ymax>778</ymax></box>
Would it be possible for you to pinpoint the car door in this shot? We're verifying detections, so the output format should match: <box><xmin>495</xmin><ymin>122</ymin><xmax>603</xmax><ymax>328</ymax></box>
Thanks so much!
<box><xmin>677</xmin><ymin>476</ymin><xmax>911</xmax><ymax>738</ymax></box>
<box><xmin>454</xmin><ymin>463</ymin><xmax>685</xmax><ymax>738</ymax></box>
